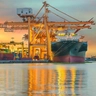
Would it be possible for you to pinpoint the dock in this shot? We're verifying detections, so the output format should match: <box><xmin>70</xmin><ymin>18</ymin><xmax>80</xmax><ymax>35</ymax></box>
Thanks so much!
<box><xmin>0</xmin><ymin>60</ymin><xmax>49</xmax><ymax>63</ymax></box>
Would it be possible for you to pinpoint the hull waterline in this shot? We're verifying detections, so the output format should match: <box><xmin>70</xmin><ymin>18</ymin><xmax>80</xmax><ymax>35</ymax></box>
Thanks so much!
<box><xmin>53</xmin><ymin>55</ymin><xmax>85</xmax><ymax>63</ymax></box>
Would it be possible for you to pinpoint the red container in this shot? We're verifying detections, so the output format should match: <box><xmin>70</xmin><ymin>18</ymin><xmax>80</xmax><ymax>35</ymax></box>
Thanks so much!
<box><xmin>0</xmin><ymin>53</ymin><xmax>3</xmax><ymax>60</ymax></box>
<box><xmin>2</xmin><ymin>53</ymin><xmax>14</xmax><ymax>60</ymax></box>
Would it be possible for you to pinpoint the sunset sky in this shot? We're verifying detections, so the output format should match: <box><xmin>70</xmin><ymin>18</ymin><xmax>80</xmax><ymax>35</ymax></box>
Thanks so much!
<box><xmin>0</xmin><ymin>0</ymin><xmax>96</xmax><ymax>57</ymax></box>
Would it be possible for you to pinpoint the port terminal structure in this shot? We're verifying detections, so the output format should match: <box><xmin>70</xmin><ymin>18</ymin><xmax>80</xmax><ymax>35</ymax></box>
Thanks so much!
<box><xmin>0</xmin><ymin>1</ymin><xmax>95</xmax><ymax>61</ymax></box>
<box><xmin>0</xmin><ymin>41</ymin><xmax>25</xmax><ymax>57</ymax></box>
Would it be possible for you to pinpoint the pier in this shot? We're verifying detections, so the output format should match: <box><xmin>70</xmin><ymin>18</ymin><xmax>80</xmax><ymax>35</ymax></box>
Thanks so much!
<box><xmin>0</xmin><ymin>60</ymin><xmax>49</xmax><ymax>63</ymax></box>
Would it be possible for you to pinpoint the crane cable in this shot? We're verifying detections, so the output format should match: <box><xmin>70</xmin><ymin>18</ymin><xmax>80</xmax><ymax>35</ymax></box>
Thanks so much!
<box><xmin>50</xmin><ymin>10</ymin><xmax>69</xmax><ymax>21</ymax></box>
<box><xmin>54</xmin><ymin>42</ymin><xmax>71</xmax><ymax>56</ymax></box>
<box><xmin>54</xmin><ymin>41</ymin><xmax>77</xmax><ymax>56</ymax></box>
<box><xmin>31</xmin><ymin>5</ymin><xmax>44</xmax><ymax>21</ymax></box>
<box><xmin>37</xmin><ymin>14</ymin><xmax>44</xmax><ymax>23</ymax></box>
<box><xmin>48</xmin><ymin>4</ymin><xmax>80</xmax><ymax>22</ymax></box>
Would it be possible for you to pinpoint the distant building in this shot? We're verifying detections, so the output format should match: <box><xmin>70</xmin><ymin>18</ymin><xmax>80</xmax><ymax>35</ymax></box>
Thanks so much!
<box><xmin>86</xmin><ymin>56</ymin><xmax>96</xmax><ymax>61</ymax></box>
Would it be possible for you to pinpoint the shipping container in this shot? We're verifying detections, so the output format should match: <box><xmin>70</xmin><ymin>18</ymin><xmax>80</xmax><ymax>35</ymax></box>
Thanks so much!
<box><xmin>0</xmin><ymin>53</ymin><xmax>3</xmax><ymax>60</ymax></box>
<box><xmin>2</xmin><ymin>53</ymin><xmax>14</xmax><ymax>60</ymax></box>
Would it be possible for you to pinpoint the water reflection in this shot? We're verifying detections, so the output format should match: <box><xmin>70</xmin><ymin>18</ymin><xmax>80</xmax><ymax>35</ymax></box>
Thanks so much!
<box><xmin>28</xmin><ymin>64</ymin><xmax>87</xmax><ymax>96</ymax></box>
<box><xmin>0</xmin><ymin>63</ymin><xmax>87</xmax><ymax>96</ymax></box>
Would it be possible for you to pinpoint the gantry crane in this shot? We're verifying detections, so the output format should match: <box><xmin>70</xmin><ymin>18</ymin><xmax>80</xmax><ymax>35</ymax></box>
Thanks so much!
<box><xmin>0</xmin><ymin>1</ymin><xmax>94</xmax><ymax>60</ymax></box>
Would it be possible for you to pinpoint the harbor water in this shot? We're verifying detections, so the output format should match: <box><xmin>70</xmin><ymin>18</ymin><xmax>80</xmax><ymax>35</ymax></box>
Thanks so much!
<box><xmin>0</xmin><ymin>62</ymin><xmax>96</xmax><ymax>96</ymax></box>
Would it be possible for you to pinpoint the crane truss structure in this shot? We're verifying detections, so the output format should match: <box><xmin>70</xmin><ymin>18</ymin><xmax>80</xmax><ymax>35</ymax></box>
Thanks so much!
<box><xmin>0</xmin><ymin>1</ymin><xmax>95</xmax><ymax>60</ymax></box>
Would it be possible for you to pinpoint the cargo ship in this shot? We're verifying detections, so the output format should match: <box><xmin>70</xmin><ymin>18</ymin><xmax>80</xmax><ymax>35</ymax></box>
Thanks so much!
<box><xmin>51</xmin><ymin>31</ymin><xmax>87</xmax><ymax>63</ymax></box>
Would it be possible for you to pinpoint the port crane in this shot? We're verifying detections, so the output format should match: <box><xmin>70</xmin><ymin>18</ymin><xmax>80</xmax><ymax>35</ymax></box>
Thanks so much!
<box><xmin>0</xmin><ymin>1</ymin><xmax>94</xmax><ymax>60</ymax></box>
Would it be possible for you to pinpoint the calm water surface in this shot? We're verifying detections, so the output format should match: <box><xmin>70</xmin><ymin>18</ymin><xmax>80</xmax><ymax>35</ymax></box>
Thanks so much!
<box><xmin>0</xmin><ymin>62</ymin><xmax>96</xmax><ymax>96</ymax></box>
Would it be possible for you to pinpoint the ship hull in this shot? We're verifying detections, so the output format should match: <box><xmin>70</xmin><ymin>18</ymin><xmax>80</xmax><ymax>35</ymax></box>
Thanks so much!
<box><xmin>51</xmin><ymin>41</ymin><xmax>87</xmax><ymax>63</ymax></box>
<box><xmin>53</xmin><ymin>55</ymin><xmax>85</xmax><ymax>63</ymax></box>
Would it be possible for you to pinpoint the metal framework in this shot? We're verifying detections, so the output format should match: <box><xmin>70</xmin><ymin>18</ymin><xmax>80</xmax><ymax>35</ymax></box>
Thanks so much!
<box><xmin>0</xmin><ymin>1</ymin><xmax>95</xmax><ymax>60</ymax></box>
